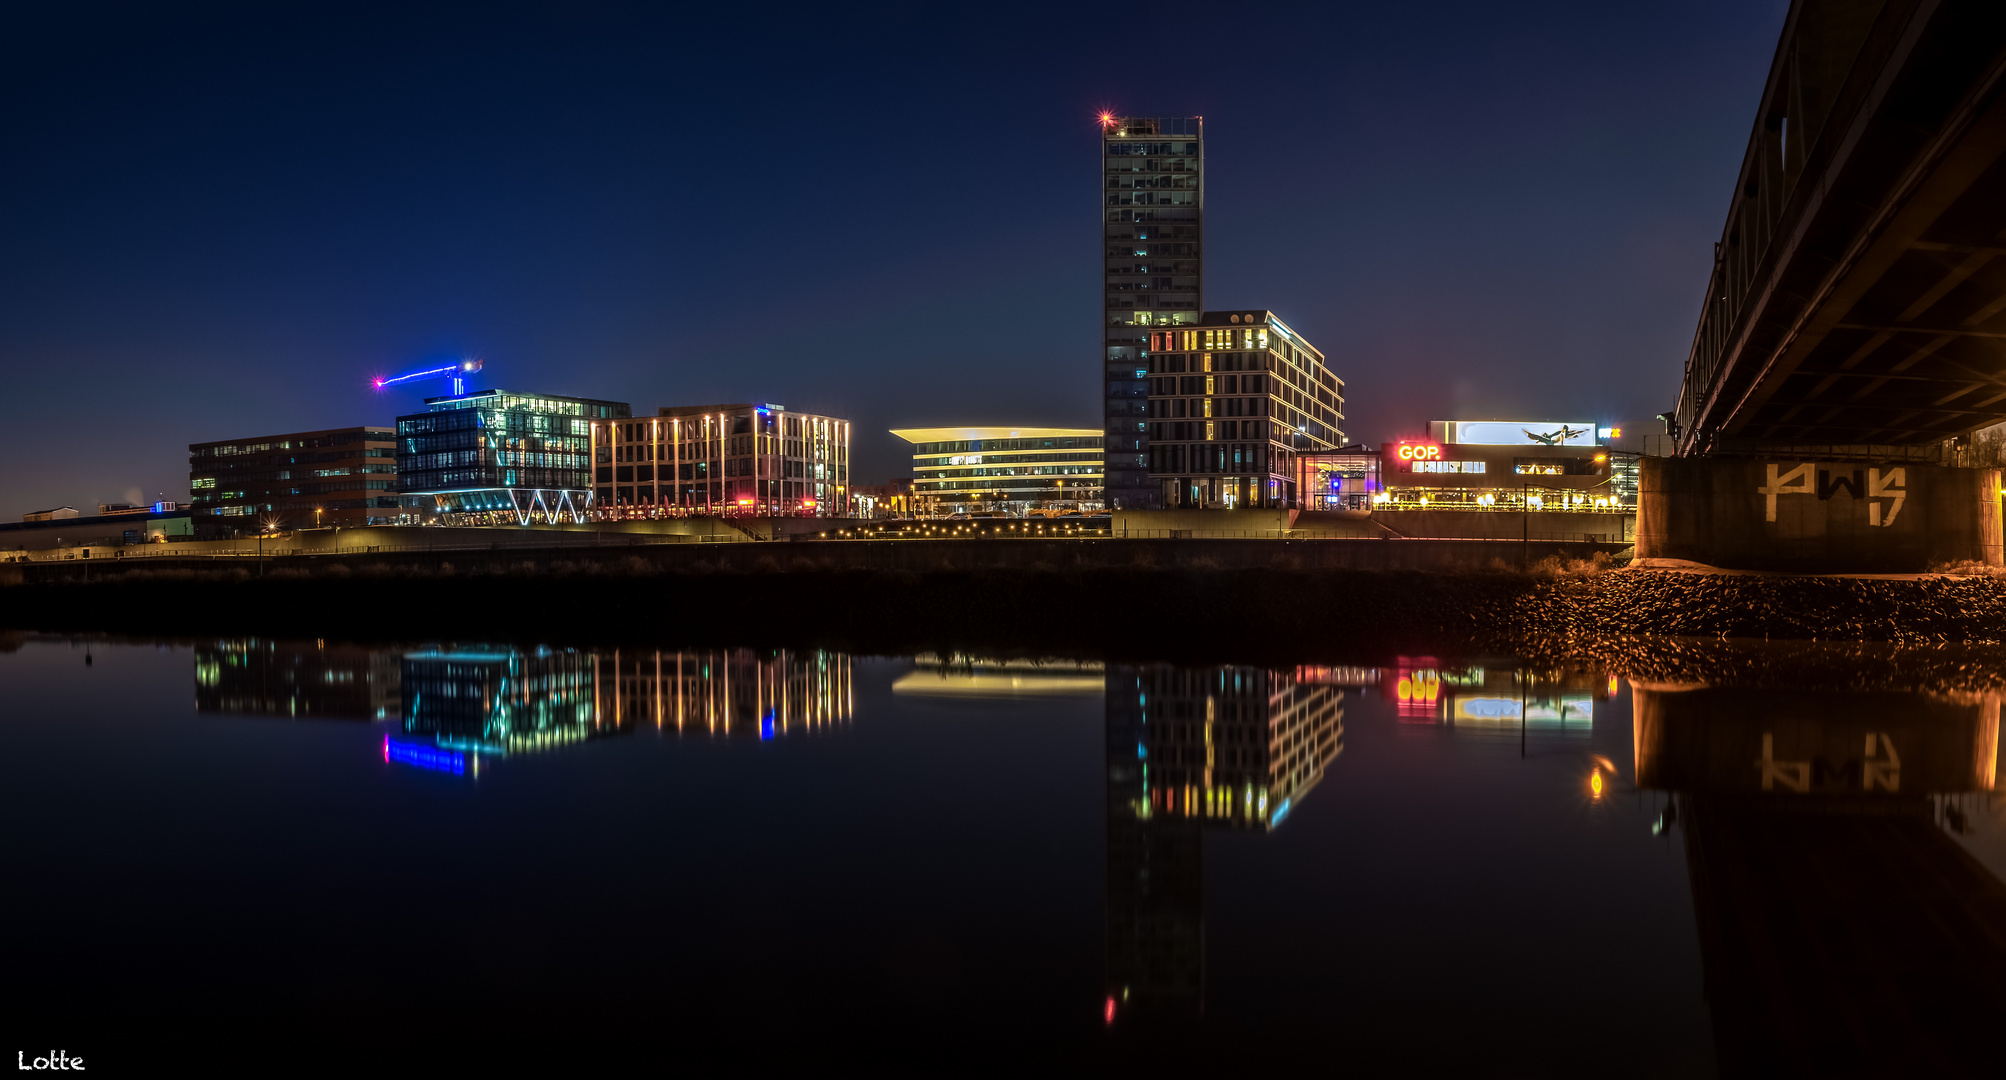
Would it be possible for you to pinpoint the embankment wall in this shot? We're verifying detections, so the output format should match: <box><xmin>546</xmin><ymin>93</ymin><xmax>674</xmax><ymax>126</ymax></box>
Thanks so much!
<box><xmin>1636</xmin><ymin>456</ymin><xmax>2003</xmax><ymax>572</ymax></box>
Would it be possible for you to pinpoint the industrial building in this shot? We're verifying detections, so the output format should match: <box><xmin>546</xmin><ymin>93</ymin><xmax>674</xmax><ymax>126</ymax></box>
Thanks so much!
<box><xmin>396</xmin><ymin>389</ymin><xmax>629</xmax><ymax>525</ymax></box>
<box><xmin>892</xmin><ymin>427</ymin><xmax>1103</xmax><ymax>515</ymax></box>
<box><xmin>188</xmin><ymin>426</ymin><xmax>398</xmax><ymax>536</ymax></box>
<box><xmin>1102</xmin><ymin>115</ymin><xmax>1204</xmax><ymax>510</ymax></box>
<box><xmin>1144</xmin><ymin>310</ymin><xmax>1345</xmax><ymax>509</ymax></box>
<box><xmin>591</xmin><ymin>404</ymin><xmax>850</xmax><ymax>517</ymax></box>
<box><xmin>0</xmin><ymin>505</ymin><xmax>193</xmax><ymax>553</ymax></box>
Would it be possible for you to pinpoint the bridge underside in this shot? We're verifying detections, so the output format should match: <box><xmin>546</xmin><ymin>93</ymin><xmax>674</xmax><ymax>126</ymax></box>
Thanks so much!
<box><xmin>1739</xmin><ymin>135</ymin><xmax>2006</xmax><ymax>445</ymax></box>
<box><xmin>1681</xmin><ymin>2</ymin><xmax>2006</xmax><ymax>453</ymax></box>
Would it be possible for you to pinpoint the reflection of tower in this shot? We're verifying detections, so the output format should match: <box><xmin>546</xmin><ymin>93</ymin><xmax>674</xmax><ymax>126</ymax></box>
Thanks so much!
<box><xmin>401</xmin><ymin>646</ymin><xmax>602</xmax><ymax>753</ymax></box>
<box><xmin>1104</xmin><ymin>664</ymin><xmax>1346</xmax><ymax>1022</ymax></box>
<box><xmin>194</xmin><ymin>638</ymin><xmax>401</xmax><ymax>720</ymax></box>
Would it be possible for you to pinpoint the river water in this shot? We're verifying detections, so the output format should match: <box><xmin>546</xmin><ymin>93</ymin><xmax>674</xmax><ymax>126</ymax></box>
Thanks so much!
<box><xmin>4</xmin><ymin>634</ymin><xmax>2001</xmax><ymax>1076</ymax></box>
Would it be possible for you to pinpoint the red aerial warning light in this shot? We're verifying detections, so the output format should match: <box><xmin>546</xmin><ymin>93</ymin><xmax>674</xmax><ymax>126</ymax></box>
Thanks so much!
<box><xmin>1097</xmin><ymin>111</ymin><xmax>1116</xmax><ymax>128</ymax></box>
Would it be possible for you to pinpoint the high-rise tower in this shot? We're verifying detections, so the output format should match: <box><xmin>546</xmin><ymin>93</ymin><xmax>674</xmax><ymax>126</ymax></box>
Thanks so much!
<box><xmin>1101</xmin><ymin>115</ymin><xmax>1203</xmax><ymax>510</ymax></box>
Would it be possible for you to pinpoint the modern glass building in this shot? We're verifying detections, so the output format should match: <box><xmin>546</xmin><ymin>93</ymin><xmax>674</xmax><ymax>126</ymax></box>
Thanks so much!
<box><xmin>187</xmin><ymin>426</ymin><xmax>398</xmax><ymax>536</ymax></box>
<box><xmin>1103</xmin><ymin>115</ymin><xmax>1204</xmax><ymax>511</ymax></box>
<box><xmin>395</xmin><ymin>388</ymin><xmax>629</xmax><ymax>524</ymax></box>
<box><xmin>591</xmin><ymin>403</ymin><xmax>851</xmax><ymax>516</ymax></box>
<box><xmin>891</xmin><ymin>427</ymin><xmax>1104</xmax><ymax>514</ymax></box>
<box><xmin>1143</xmin><ymin>309</ymin><xmax>1345</xmax><ymax>509</ymax></box>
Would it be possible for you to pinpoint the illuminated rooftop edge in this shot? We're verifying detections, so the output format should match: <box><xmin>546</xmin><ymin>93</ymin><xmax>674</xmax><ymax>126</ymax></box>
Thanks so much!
<box><xmin>891</xmin><ymin>427</ymin><xmax>1103</xmax><ymax>443</ymax></box>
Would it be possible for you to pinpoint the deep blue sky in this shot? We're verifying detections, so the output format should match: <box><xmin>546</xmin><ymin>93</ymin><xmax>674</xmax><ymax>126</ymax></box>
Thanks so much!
<box><xmin>0</xmin><ymin>1</ymin><xmax>1786</xmax><ymax>516</ymax></box>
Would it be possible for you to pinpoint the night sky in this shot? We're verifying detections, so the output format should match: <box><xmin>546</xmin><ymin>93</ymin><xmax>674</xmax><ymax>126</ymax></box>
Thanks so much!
<box><xmin>0</xmin><ymin>1</ymin><xmax>1786</xmax><ymax>517</ymax></box>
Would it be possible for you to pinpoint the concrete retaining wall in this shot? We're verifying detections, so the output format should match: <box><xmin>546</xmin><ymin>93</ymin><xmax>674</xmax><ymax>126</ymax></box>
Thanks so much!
<box><xmin>1636</xmin><ymin>456</ymin><xmax>2004</xmax><ymax>572</ymax></box>
<box><xmin>1374</xmin><ymin>510</ymin><xmax>1631</xmax><ymax>542</ymax></box>
<box><xmin>9</xmin><ymin>536</ymin><xmax>1630</xmax><ymax>585</ymax></box>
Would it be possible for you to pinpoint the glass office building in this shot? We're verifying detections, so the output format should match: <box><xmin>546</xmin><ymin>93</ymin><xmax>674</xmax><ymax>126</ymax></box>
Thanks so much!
<box><xmin>188</xmin><ymin>426</ymin><xmax>398</xmax><ymax>536</ymax></box>
<box><xmin>892</xmin><ymin>427</ymin><xmax>1103</xmax><ymax>514</ymax></box>
<box><xmin>1144</xmin><ymin>310</ymin><xmax>1345</xmax><ymax>509</ymax></box>
<box><xmin>1103</xmin><ymin>115</ymin><xmax>1203</xmax><ymax>511</ymax></box>
<box><xmin>396</xmin><ymin>389</ymin><xmax>629</xmax><ymax>524</ymax></box>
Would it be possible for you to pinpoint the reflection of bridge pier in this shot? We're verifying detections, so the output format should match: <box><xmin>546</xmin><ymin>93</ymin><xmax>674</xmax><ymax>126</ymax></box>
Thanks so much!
<box><xmin>1635</xmin><ymin>682</ymin><xmax>2006</xmax><ymax>1077</ymax></box>
<box><xmin>1103</xmin><ymin>664</ymin><xmax>1351</xmax><ymax>1022</ymax></box>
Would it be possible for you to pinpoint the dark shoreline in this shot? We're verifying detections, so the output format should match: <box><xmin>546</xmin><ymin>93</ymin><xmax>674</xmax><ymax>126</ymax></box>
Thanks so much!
<box><xmin>10</xmin><ymin>563</ymin><xmax>2006</xmax><ymax>663</ymax></box>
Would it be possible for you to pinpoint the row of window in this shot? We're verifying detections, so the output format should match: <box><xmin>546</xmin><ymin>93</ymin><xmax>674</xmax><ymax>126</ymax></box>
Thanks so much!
<box><xmin>1107</xmin><ymin>244</ymin><xmax>1200</xmax><ymax>258</ymax></box>
<box><xmin>913</xmin><ymin>452</ymin><xmax>1104</xmax><ymax>468</ymax></box>
<box><xmin>910</xmin><ymin>438</ymin><xmax>1103</xmax><ymax>455</ymax></box>
<box><xmin>1104</xmin><ymin>140</ymin><xmax>1198</xmax><ymax>156</ymax></box>
<box><xmin>917</xmin><ymin>467</ymin><xmax>1102</xmax><ymax>479</ymax></box>
<box><xmin>1151</xmin><ymin>421</ymin><xmax>1276</xmax><ymax>443</ymax></box>
<box><xmin>1149</xmin><ymin>397</ymin><xmax>1267</xmax><ymax>420</ymax></box>
<box><xmin>1150</xmin><ymin>443</ymin><xmax>1270</xmax><ymax>475</ymax></box>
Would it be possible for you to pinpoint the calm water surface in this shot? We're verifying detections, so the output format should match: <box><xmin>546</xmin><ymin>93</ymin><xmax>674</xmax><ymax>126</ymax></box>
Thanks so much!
<box><xmin>4</xmin><ymin>635</ymin><xmax>2001</xmax><ymax>1075</ymax></box>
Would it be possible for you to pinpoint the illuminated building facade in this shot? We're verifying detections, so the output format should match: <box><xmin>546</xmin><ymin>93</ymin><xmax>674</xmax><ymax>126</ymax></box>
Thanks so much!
<box><xmin>396</xmin><ymin>389</ymin><xmax>629</xmax><ymax>524</ymax></box>
<box><xmin>1144</xmin><ymin>310</ymin><xmax>1345</xmax><ymax>509</ymax></box>
<box><xmin>1103</xmin><ymin>115</ymin><xmax>1204</xmax><ymax>510</ymax></box>
<box><xmin>188</xmin><ymin>426</ymin><xmax>397</xmax><ymax>536</ymax></box>
<box><xmin>592</xmin><ymin>404</ymin><xmax>850</xmax><ymax>516</ymax></box>
<box><xmin>1103</xmin><ymin>663</ymin><xmax>1349</xmax><ymax>1019</ymax></box>
<box><xmin>194</xmin><ymin>638</ymin><xmax>402</xmax><ymax>720</ymax></box>
<box><xmin>891</xmin><ymin>427</ymin><xmax>1104</xmax><ymax>514</ymax></box>
<box><xmin>1298</xmin><ymin>446</ymin><xmax>1381</xmax><ymax>511</ymax></box>
<box><xmin>1377</xmin><ymin>420</ymin><xmax>1628</xmax><ymax>513</ymax></box>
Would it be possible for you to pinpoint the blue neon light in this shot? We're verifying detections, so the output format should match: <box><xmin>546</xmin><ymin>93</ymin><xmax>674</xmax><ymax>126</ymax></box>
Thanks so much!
<box><xmin>385</xmin><ymin>737</ymin><xmax>465</xmax><ymax>775</ymax></box>
<box><xmin>760</xmin><ymin>712</ymin><xmax>775</xmax><ymax>740</ymax></box>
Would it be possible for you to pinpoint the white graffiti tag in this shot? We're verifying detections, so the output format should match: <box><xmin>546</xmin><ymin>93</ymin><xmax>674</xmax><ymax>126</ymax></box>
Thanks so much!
<box><xmin>1868</xmin><ymin>467</ymin><xmax>1905</xmax><ymax>527</ymax></box>
<box><xmin>1757</xmin><ymin>462</ymin><xmax>1905</xmax><ymax>526</ymax></box>
<box><xmin>1758</xmin><ymin>463</ymin><xmax>1814</xmax><ymax>523</ymax></box>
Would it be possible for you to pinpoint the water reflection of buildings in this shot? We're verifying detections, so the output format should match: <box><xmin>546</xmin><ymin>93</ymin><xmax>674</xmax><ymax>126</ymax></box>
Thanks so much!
<box><xmin>401</xmin><ymin>647</ymin><xmax>602</xmax><ymax>755</ymax></box>
<box><xmin>1104</xmin><ymin>664</ymin><xmax>1355</xmax><ymax>1022</ymax></box>
<box><xmin>195</xmin><ymin>638</ymin><xmax>401</xmax><ymax>720</ymax></box>
<box><xmin>1633</xmin><ymin>677</ymin><xmax>2006</xmax><ymax>1078</ymax></box>
<box><xmin>893</xmin><ymin>654</ymin><xmax>1105</xmax><ymax>698</ymax></box>
<box><xmin>1383</xmin><ymin>657</ymin><xmax>1600</xmax><ymax>739</ymax></box>
<box><xmin>597</xmin><ymin>648</ymin><xmax>853</xmax><ymax>740</ymax></box>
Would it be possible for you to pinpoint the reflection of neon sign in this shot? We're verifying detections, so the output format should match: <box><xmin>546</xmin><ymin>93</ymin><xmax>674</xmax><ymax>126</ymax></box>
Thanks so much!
<box><xmin>1394</xmin><ymin>443</ymin><xmax>1441</xmax><ymax>460</ymax></box>
<box><xmin>384</xmin><ymin>735</ymin><xmax>466</xmax><ymax>775</ymax></box>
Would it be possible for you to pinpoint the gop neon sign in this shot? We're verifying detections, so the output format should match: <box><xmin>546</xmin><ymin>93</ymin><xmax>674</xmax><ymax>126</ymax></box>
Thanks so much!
<box><xmin>1394</xmin><ymin>443</ymin><xmax>1442</xmax><ymax>461</ymax></box>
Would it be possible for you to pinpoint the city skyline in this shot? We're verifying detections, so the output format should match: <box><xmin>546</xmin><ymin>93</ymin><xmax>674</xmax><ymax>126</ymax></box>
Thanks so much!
<box><xmin>0</xmin><ymin>3</ymin><xmax>1786</xmax><ymax>518</ymax></box>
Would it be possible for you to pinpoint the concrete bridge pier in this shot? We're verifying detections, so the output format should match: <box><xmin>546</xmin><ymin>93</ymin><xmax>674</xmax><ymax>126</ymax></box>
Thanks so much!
<box><xmin>1636</xmin><ymin>456</ymin><xmax>2003</xmax><ymax>572</ymax></box>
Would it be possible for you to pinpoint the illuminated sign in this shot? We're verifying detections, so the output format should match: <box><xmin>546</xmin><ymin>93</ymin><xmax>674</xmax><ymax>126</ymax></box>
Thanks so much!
<box><xmin>1393</xmin><ymin>443</ymin><xmax>1442</xmax><ymax>461</ymax></box>
<box><xmin>1437</xmin><ymin>421</ymin><xmax>1596</xmax><ymax>447</ymax></box>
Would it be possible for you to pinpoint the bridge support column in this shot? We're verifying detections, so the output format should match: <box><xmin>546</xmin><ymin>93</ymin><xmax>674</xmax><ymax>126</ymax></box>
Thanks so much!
<box><xmin>1636</xmin><ymin>457</ymin><xmax>2003</xmax><ymax>572</ymax></box>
